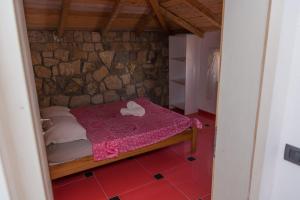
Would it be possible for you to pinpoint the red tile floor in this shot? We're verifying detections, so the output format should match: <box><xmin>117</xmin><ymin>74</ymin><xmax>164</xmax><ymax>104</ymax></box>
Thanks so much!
<box><xmin>52</xmin><ymin>112</ymin><xmax>215</xmax><ymax>200</ymax></box>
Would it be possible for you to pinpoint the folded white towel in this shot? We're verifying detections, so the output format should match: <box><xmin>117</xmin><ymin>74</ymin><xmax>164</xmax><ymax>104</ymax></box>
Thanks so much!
<box><xmin>120</xmin><ymin>101</ymin><xmax>145</xmax><ymax>117</ymax></box>
<box><xmin>120</xmin><ymin>107</ymin><xmax>145</xmax><ymax>117</ymax></box>
<box><xmin>127</xmin><ymin>101</ymin><xmax>142</xmax><ymax>109</ymax></box>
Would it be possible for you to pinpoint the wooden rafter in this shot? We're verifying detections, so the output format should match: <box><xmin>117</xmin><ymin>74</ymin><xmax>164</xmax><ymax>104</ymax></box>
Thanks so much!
<box><xmin>135</xmin><ymin>11</ymin><xmax>155</xmax><ymax>35</ymax></box>
<box><xmin>185</xmin><ymin>0</ymin><xmax>221</xmax><ymax>28</ymax></box>
<box><xmin>159</xmin><ymin>6</ymin><xmax>204</xmax><ymax>37</ymax></box>
<box><xmin>102</xmin><ymin>0</ymin><xmax>124</xmax><ymax>34</ymax></box>
<box><xmin>58</xmin><ymin>0</ymin><xmax>71</xmax><ymax>37</ymax></box>
<box><xmin>148</xmin><ymin>0</ymin><xmax>169</xmax><ymax>33</ymax></box>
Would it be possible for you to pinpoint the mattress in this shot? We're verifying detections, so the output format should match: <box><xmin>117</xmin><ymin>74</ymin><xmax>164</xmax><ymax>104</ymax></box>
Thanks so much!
<box><xmin>71</xmin><ymin>98</ymin><xmax>201</xmax><ymax>161</ymax></box>
<box><xmin>47</xmin><ymin>139</ymin><xmax>92</xmax><ymax>165</ymax></box>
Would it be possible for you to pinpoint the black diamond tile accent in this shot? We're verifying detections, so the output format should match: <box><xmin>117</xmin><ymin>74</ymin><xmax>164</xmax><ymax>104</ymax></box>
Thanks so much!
<box><xmin>154</xmin><ymin>173</ymin><xmax>164</xmax><ymax>180</ymax></box>
<box><xmin>84</xmin><ymin>171</ymin><xmax>93</xmax><ymax>177</ymax></box>
<box><xmin>109</xmin><ymin>196</ymin><xmax>120</xmax><ymax>200</ymax></box>
<box><xmin>187</xmin><ymin>156</ymin><xmax>196</xmax><ymax>161</ymax></box>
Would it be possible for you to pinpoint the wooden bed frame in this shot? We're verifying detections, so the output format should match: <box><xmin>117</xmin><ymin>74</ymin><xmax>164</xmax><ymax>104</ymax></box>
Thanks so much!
<box><xmin>49</xmin><ymin>127</ymin><xmax>197</xmax><ymax>180</ymax></box>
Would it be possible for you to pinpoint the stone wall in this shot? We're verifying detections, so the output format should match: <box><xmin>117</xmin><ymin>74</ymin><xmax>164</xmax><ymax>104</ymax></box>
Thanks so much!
<box><xmin>28</xmin><ymin>31</ymin><xmax>169</xmax><ymax>108</ymax></box>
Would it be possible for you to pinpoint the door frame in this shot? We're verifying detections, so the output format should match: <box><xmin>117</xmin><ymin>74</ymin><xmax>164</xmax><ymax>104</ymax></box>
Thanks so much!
<box><xmin>0</xmin><ymin>0</ymin><xmax>53</xmax><ymax>199</ymax></box>
<box><xmin>0</xmin><ymin>0</ymin><xmax>285</xmax><ymax>199</ymax></box>
<box><xmin>212</xmin><ymin>0</ymin><xmax>284</xmax><ymax>199</ymax></box>
<box><xmin>248</xmin><ymin>0</ymin><xmax>284</xmax><ymax>199</ymax></box>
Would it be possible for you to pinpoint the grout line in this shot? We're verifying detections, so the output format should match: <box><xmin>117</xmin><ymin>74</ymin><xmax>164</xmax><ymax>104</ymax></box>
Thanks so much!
<box><xmin>165</xmin><ymin>178</ymin><xmax>192</xmax><ymax>200</ymax></box>
<box><xmin>133</xmin><ymin>158</ymin><xmax>191</xmax><ymax>199</ymax></box>
<box><xmin>168</xmin><ymin>144</ymin><xmax>187</xmax><ymax>157</ymax></box>
<box><xmin>118</xmin><ymin>180</ymin><xmax>156</xmax><ymax>197</ymax></box>
<box><xmin>93</xmin><ymin>172</ymin><xmax>109</xmax><ymax>199</ymax></box>
<box><xmin>111</xmin><ymin>159</ymin><xmax>157</xmax><ymax>197</ymax></box>
<box><xmin>52</xmin><ymin>175</ymin><xmax>86</xmax><ymax>189</ymax></box>
<box><xmin>134</xmin><ymin>153</ymin><xmax>187</xmax><ymax>176</ymax></box>
<box><xmin>94</xmin><ymin>159</ymin><xmax>155</xmax><ymax>198</ymax></box>
<box><xmin>161</xmin><ymin>161</ymin><xmax>187</xmax><ymax>174</ymax></box>
<box><xmin>133</xmin><ymin>158</ymin><xmax>153</xmax><ymax>176</ymax></box>
<box><xmin>201</xmin><ymin>193</ymin><xmax>211</xmax><ymax>199</ymax></box>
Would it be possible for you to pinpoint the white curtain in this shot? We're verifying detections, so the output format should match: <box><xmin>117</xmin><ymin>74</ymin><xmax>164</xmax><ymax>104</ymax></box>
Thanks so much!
<box><xmin>206</xmin><ymin>49</ymin><xmax>221</xmax><ymax>99</ymax></box>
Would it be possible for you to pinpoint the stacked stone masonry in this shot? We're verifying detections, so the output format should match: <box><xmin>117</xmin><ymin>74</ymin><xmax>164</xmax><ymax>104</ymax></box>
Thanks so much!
<box><xmin>28</xmin><ymin>31</ymin><xmax>169</xmax><ymax>108</ymax></box>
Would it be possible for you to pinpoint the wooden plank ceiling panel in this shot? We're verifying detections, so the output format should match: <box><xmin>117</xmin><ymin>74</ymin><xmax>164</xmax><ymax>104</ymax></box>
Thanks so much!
<box><xmin>188</xmin><ymin>16</ymin><xmax>215</xmax><ymax>26</ymax></box>
<box><xmin>148</xmin><ymin>0</ymin><xmax>169</xmax><ymax>32</ymax></box>
<box><xmin>159</xmin><ymin>0</ymin><xmax>182</xmax><ymax>7</ymax></box>
<box><xmin>71</xmin><ymin>0</ymin><xmax>149</xmax><ymax>6</ymax></box>
<box><xmin>135</xmin><ymin>11</ymin><xmax>156</xmax><ymax>34</ymax></box>
<box><xmin>25</xmin><ymin>8</ymin><xmax>160</xmax><ymax>31</ymax></box>
<box><xmin>64</xmin><ymin>16</ymin><xmax>159</xmax><ymax>31</ymax></box>
<box><xmin>25</xmin><ymin>14</ymin><xmax>59</xmax><ymax>30</ymax></box>
<box><xmin>102</xmin><ymin>0</ymin><xmax>126</xmax><ymax>34</ymax></box>
<box><xmin>24</xmin><ymin>0</ymin><xmax>61</xmax><ymax>9</ymax></box>
<box><xmin>196</xmin><ymin>0</ymin><xmax>223</xmax><ymax>13</ymax></box>
<box><xmin>159</xmin><ymin>6</ymin><xmax>204</xmax><ymax>37</ymax></box>
<box><xmin>58</xmin><ymin>0</ymin><xmax>71</xmax><ymax>36</ymax></box>
<box><xmin>23</xmin><ymin>0</ymin><xmax>223</xmax><ymax>34</ymax></box>
<box><xmin>184</xmin><ymin>0</ymin><xmax>221</xmax><ymax>27</ymax></box>
<box><xmin>161</xmin><ymin>2</ymin><xmax>202</xmax><ymax>18</ymax></box>
<box><xmin>161</xmin><ymin>0</ymin><xmax>220</xmax><ymax>28</ymax></box>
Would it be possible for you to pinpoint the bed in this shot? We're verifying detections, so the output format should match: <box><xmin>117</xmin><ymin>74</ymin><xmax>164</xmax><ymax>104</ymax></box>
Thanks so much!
<box><xmin>48</xmin><ymin>98</ymin><xmax>201</xmax><ymax>180</ymax></box>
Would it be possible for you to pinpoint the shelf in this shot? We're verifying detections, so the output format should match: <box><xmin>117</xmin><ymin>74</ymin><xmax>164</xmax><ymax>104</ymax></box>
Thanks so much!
<box><xmin>171</xmin><ymin>79</ymin><xmax>185</xmax><ymax>85</ymax></box>
<box><xmin>171</xmin><ymin>57</ymin><xmax>186</xmax><ymax>62</ymax></box>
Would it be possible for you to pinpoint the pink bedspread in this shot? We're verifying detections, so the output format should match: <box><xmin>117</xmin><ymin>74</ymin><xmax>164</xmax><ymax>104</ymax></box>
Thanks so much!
<box><xmin>71</xmin><ymin>98</ymin><xmax>202</xmax><ymax>161</ymax></box>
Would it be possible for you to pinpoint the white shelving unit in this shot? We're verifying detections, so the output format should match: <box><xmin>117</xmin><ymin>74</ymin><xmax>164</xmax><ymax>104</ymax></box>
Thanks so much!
<box><xmin>169</xmin><ymin>34</ymin><xmax>201</xmax><ymax>115</ymax></box>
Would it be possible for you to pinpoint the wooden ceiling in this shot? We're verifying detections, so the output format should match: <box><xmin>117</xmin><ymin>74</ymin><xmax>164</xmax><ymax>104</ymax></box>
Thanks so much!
<box><xmin>24</xmin><ymin>0</ymin><xmax>223</xmax><ymax>37</ymax></box>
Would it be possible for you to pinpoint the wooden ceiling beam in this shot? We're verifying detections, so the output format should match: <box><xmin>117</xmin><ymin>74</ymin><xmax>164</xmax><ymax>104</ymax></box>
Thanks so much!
<box><xmin>185</xmin><ymin>0</ymin><xmax>221</xmax><ymax>28</ymax></box>
<box><xmin>148</xmin><ymin>0</ymin><xmax>169</xmax><ymax>33</ymax></box>
<box><xmin>135</xmin><ymin>11</ymin><xmax>155</xmax><ymax>35</ymax></box>
<box><xmin>102</xmin><ymin>0</ymin><xmax>124</xmax><ymax>34</ymax></box>
<box><xmin>58</xmin><ymin>0</ymin><xmax>71</xmax><ymax>37</ymax></box>
<box><xmin>159</xmin><ymin>6</ymin><xmax>204</xmax><ymax>37</ymax></box>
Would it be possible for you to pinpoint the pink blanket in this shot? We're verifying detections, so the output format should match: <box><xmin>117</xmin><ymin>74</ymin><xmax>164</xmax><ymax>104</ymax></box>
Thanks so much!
<box><xmin>71</xmin><ymin>98</ymin><xmax>202</xmax><ymax>161</ymax></box>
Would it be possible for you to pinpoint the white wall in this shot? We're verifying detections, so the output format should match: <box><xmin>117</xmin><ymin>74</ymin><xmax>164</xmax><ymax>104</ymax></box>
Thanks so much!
<box><xmin>258</xmin><ymin>1</ymin><xmax>300</xmax><ymax>199</ymax></box>
<box><xmin>196</xmin><ymin>32</ymin><xmax>221</xmax><ymax>114</ymax></box>
<box><xmin>0</xmin><ymin>158</ymin><xmax>10</xmax><ymax>200</ymax></box>
<box><xmin>212</xmin><ymin>0</ymin><xmax>271</xmax><ymax>199</ymax></box>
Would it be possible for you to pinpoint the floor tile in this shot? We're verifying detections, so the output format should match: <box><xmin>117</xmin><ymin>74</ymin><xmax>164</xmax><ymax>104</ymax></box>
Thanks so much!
<box><xmin>94</xmin><ymin>159</ymin><xmax>153</xmax><ymax>197</ymax></box>
<box><xmin>135</xmin><ymin>148</ymin><xmax>185</xmax><ymax>174</ymax></box>
<box><xmin>170</xmin><ymin>141</ymin><xmax>198</xmax><ymax>157</ymax></box>
<box><xmin>202</xmin><ymin>194</ymin><xmax>211</xmax><ymax>200</ymax></box>
<box><xmin>52</xmin><ymin>172</ymin><xmax>85</xmax><ymax>189</ymax></box>
<box><xmin>53</xmin><ymin>177</ymin><xmax>106</xmax><ymax>200</ymax></box>
<box><xmin>197</xmin><ymin>129</ymin><xmax>215</xmax><ymax>157</ymax></box>
<box><xmin>164</xmin><ymin>159</ymin><xmax>212</xmax><ymax>200</ymax></box>
<box><xmin>120</xmin><ymin>180</ymin><xmax>189</xmax><ymax>200</ymax></box>
<box><xmin>175</xmin><ymin>179</ymin><xmax>211</xmax><ymax>200</ymax></box>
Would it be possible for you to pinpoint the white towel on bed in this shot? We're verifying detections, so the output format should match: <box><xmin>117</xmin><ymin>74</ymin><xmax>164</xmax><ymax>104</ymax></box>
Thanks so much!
<box><xmin>120</xmin><ymin>101</ymin><xmax>145</xmax><ymax>117</ymax></box>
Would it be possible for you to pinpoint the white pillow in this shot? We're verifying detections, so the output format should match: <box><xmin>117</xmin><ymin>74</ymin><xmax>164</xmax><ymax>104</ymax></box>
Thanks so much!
<box><xmin>41</xmin><ymin>106</ymin><xmax>74</xmax><ymax>118</ymax></box>
<box><xmin>44</xmin><ymin>116</ymin><xmax>87</xmax><ymax>145</ymax></box>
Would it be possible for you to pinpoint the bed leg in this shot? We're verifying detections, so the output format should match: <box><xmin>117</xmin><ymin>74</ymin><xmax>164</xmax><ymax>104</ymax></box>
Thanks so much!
<box><xmin>191</xmin><ymin>126</ymin><xmax>198</xmax><ymax>153</ymax></box>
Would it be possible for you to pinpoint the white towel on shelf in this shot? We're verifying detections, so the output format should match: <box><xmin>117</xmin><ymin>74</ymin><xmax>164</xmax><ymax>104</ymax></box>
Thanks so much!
<box><xmin>120</xmin><ymin>101</ymin><xmax>145</xmax><ymax>117</ymax></box>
